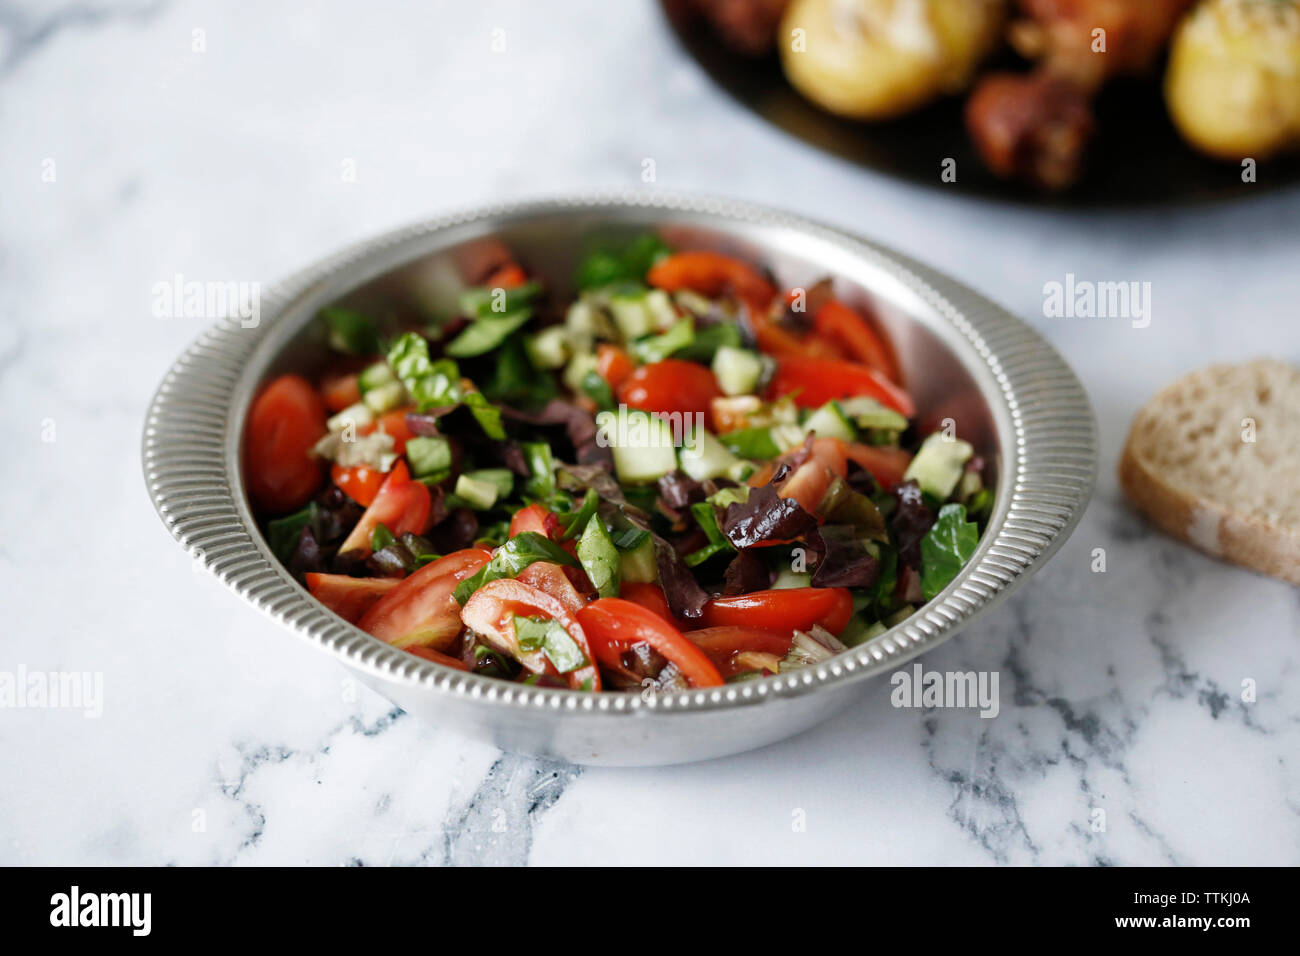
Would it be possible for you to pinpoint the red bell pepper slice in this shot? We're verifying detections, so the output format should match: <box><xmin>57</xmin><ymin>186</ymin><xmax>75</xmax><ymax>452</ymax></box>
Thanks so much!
<box><xmin>646</xmin><ymin>250</ymin><xmax>776</xmax><ymax>316</ymax></box>
<box><xmin>812</xmin><ymin>299</ymin><xmax>900</xmax><ymax>383</ymax></box>
<box><xmin>767</xmin><ymin>356</ymin><xmax>915</xmax><ymax>418</ymax></box>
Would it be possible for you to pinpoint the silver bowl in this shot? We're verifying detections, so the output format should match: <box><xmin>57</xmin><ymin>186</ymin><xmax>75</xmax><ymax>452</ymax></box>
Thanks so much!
<box><xmin>143</xmin><ymin>193</ymin><xmax>1096</xmax><ymax>766</ymax></box>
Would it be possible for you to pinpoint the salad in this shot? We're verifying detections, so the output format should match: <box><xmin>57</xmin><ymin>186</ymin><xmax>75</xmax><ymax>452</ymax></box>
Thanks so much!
<box><xmin>244</xmin><ymin>238</ymin><xmax>991</xmax><ymax>692</ymax></box>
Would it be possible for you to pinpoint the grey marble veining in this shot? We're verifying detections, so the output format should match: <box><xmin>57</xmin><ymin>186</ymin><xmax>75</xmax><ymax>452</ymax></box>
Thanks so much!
<box><xmin>1</xmin><ymin>0</ymin><xmax>1297</xmax><ymax>866</ymax></box>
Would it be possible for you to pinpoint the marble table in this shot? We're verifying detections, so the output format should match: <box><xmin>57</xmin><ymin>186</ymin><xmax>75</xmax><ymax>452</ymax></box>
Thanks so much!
<box><xmin>1</xmin><ymin>0</ymin><xmax>1297</xmax><ymax>865</ymax></box>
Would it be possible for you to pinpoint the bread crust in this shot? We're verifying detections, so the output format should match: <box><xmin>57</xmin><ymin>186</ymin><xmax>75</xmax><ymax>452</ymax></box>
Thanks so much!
<box><xmin>1119</xmin><ymin>362</ymin><xmax>1300</xmax><ymax>586</ymax></box>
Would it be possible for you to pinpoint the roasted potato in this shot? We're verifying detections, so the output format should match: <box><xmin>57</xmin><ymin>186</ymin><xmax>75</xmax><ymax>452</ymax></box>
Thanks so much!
<box><xmin>779</xmin><ymin>0</ymin><xmax>1007</xmax><ymax>120</ymax></box>
<box><xmin>1165</xmin><ymin>0</ymin><xmax>1300</xmax><ymax>160</ymax></box>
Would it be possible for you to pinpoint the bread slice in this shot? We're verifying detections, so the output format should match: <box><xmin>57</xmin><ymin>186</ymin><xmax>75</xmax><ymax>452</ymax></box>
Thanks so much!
<box><xmin>1119</xmin><ymin>359</ymin><xmax>1300</xmax><ymax>585</ymax></box>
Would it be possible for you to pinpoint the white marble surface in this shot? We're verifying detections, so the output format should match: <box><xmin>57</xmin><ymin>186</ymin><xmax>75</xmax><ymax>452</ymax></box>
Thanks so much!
<box><xmin>1</xmin><ymin>0</ymin><xmax>1298</xmax><ymax>866</ymax></box>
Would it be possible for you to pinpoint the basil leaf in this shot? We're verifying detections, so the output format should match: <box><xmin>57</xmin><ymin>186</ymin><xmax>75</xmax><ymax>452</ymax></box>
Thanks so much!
<box><xmin>684</xmin><ymin>501</ymin><xmax>734</xmax><ymax>567</ymax></box>
<box><xmin>321</xmin><ymin>307</ymin><xmax>380</xmax><ymax>355</ymax></box>
<box><xmin>719</xmin><ymin>426</ymin><xmax>782</xmax><ymax>460</ymax></box>
<box><xmin>453</xmin><ymin>532</ymin><xmax>580</xmax><ymax>605</ymax></box>
<box><xmin>514</xmin><ymin>615</ymin><xmax>587</xmax><ymax>674</ymax></box>
<box><xmin>265</xmin><ymin>504</ymin><xmax>318</xmax><ymax>565</ymax></box>
<box><xmin>575</xmin><ymin>234</ymin><xmax>671</xmax><ymax>290</ymax></box>
<box><xmin>919</xmin><ymin>504</ymin><xmax>979</xmax><ymax>601</ymax></box>
<box><xmin>482</xmin><ymin>337</ymin><xmax>557</xmax><ymax>410</ymax></box>
<box><xmin>554</xmin><ymin>488</ymin><xmax>598</xmax><ymax>540</ymax></box>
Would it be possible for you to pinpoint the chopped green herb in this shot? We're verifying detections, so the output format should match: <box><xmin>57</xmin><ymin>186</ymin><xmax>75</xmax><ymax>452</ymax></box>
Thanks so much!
<box><xmin>454</xmin><ymin>532</ymin><xmax>580</xmax><ymax>605</ymax></box>
<box><xmin>520</xmin><ymin>441</ymin><xmax>556</xmax><ymax>500</ymax></box>
<box><xmin>514</xmin><ymin>615</ymin><xmax>587</xmax><ymax>675</ymax></box>
<box><xmin>370</xmin><ymin>523</ymin><xmax>396</xmax><ymax>553</ymax></box>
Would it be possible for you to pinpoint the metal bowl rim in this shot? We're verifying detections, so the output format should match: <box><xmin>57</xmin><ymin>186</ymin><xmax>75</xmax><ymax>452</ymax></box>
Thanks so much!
<box><xmin>142</xmin><ymin>190</ymin><xmax>1097</xmax><ymax>717</ymax></box>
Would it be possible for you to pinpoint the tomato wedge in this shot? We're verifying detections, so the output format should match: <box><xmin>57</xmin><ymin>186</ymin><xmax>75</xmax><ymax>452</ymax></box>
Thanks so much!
<box><xmin>767</xmin><ymin>356</ymin><xmax>915</xmax><ymax>418</ymax></box>
<box><xmin>844</xmin><ymin>442</ymin><xmax>913</xmax><ymax>490</ymax></box>
<box><xmin>619</xmin><ymin>582</ymin><xmax>675</xmax><ymax>624</ymax></box>
<box><xmin>576</xmin><ymin>598</ymin><xmax>724</xmax><ymax>688</ymax></box>
<box><xmin>778</xmin><ymin>436</ymin><xmax>849</xmax><ymax>514</ymax></box>
<box><xmin>404</xmin><ymin>644</ymin><xmax>469</xmax><ymax>670</ymax></box>
<box><xmin>618</xmin><ymin>359</ymin><xmax>721</xmax><ymax>421</ymax></box>
<box><xmin>331</xmin><ymin>463</ymin><xmax>386</xmax><ymax>507</ymax></box>
<box><xmin>516</xmin><ymin>562</ymin><xmax>588</xmax><ymax>613</ymax></box>
<box><xmin>685</xmin><ymin>626</ymin><xmax>793</xmax><ymax>677</ymax></box>
<box><xmin>358</xmin><ymin>548</ymin><xmax>492</xmax><ymax>649</ymax></box>
<box><xmin>646</xmin><ymin>250</ymin><xmax>776</xmax><ymax>316</ymax></box>
<box><xmin>508</xmin><ymin>502</ymin><xmax>560</xmax><ymax>540</ymax></box>
<box><xmin>700</xmin><ymin>587</ymin><xmax>854</xmax><ymax>637</ymax></box>
<box><xmin>305</xmin><ymin>573</ymin><xmax>400</xmax><ymax>624</ymax></box>
<box><xmin>338</xmin><ymin>461</ymin><xmax>432</xmax><ymax>555</ymax></box>
<box><xmin>244</xmin><ymin>374</ymin><xmax>327</xmax><ymax>515</ymax></box>
<box><xmin>461</xmin><ymin>579</ymin><xmax>601</xmax><ymax>691</ymax></box>
<box><xmin>812</xmin><ymin>299</ymin><xmax>900</xmax><ymax>383</ymax></box>
<box><xmin>320</xmin><ymin>371</ymin><xmax>362</xmax><ymax>413</ymax></box>
<box><xmin>596</xmin><ymin>344</ymin><xmax>635</xmax><ymax>391</ymax></box>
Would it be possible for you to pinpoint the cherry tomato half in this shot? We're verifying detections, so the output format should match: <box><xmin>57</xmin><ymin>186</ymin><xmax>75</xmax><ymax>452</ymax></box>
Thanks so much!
<box><xmin>596</xmin><ymin>344</ymin><xmax>636</xmax><ymax>391</ymax></box>
<box><xmin>618</xmin><ymin>359</ymin><xmax>721</xmax><ymax>422</ymax></box>
<box><xmin>244</xmin><ymin>374</ymin><xmax>327</xmax><ymax>515</ymax></box>
<box><xmin>700</xmin><ymin>587</ymin><xmax>854</xmax><ymax>637</ymax></box>
<box><xmin>646</xmin><ymin>251</ymin><xmax>776</xmax><ymax>316</ymax></box>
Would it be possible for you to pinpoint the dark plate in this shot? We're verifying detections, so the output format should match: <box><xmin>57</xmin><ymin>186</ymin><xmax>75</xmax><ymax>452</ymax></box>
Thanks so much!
<box><xmin>661</xmin><ymin>0</ymin><xmax>1300</xmax><ymax>207</ymax></box>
